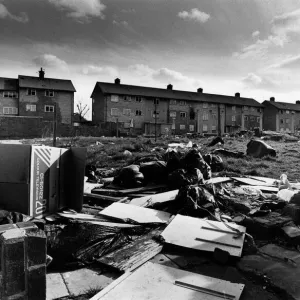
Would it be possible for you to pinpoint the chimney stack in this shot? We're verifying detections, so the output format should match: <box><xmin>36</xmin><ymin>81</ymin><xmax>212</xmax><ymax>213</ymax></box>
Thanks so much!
<box><xmin>39</xmin><ymin>68</ymin><xmax>45</xmax><ymax>80</ymax></box>
<box><xmin>114</xmin><ymin>78</ymin><xmax>121</xmax><ymax>85</ymax></box>
<box><xmin>296</xmin><ymin>100</ymin><xmax>300</xmax><ymax>105</ymax></box>
<box><xmin>235</xmin><ymin>92</ymin><xmax>240</xmax><ymax>98</ymax></box>
<box><xmin>197</xmin><ymin>88</ymin><xmax>203</xmax><ymax>93</ymax></box>
<box><xmin>270</xmin><ymin>97</ymin><xmax>275</xmax><ymax>102</ymax></box>
<box><xmin>167</xmin><ymin>84</ymin><xmax>173</xmax><ymax>90</ymax></box>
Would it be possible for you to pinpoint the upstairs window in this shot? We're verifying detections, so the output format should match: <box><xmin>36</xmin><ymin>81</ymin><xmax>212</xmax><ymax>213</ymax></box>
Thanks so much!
<box><xmin>152</xmin><ymin>111</ymin><xmax>159</xmax><ymax>118</ymax></box>
<box><xmin>170</xmin><ymin>100</ymin><xmax>177</xmax><ymax>105</ymax></box>
<box><xmin>45</xmin><ymin>90</ymin><xmax>54</xmax><ymax>97</ymax></box>
<box><xmin>136</xmin><ymin>97</ymin><xmax>142</xmax><ymax>102</ymax></box>
<box><xmin>111</xmin><ymin>108</ymin><xmax>119</xmax><ymax>116</ymax></box>
<box><xmin>286</xmin><ymin>110</ymin><xmax>290</xmax><ymax>114</ymax></box>
<box><xmin>170</xmin><ymin>111</ymin><xmax>176</xmax><ymax>118</ymax></box>
<box><xmin>45</xmin><ymin>105</ymin><xmax>54</xmax><ymax>112</ymax></box>
<box><xmin>180</xmin><ymin>112</ymin><xmax>186</xmax><ymax>118</ymax></box>
<box><xmin>26</xmin><ymin>104</ymin><xmax>36</xmax><ymax>112</ymax></box>
<box><xmin>3</xmin><ymin>107</ymin><xmax>18</xmax><ymax>115</ymax></box>
<box><xmin>123</xmin><ymin>108</ymin><xmax>131</xmax><ymax>116</ymax></box>
<box><xmin>179</xmin><ymin>100</ymin><xmax>186</xmax><ymax>106</ymax></box>
<box><xmin>3</xmin><ymin>91</ymin><xmax>18</xmax><ymax>98</ymax></box>
<box><xmin>232</xmin><ymin>115</ymin><xmax>236</xmax><ymax>122</ymax></box>
<box><xmin>111</xmin><ymin>95</ymin><xmax>119</xmax><ymax>102</ymax></box>
<box><xmin>203</xmin><ymin>112</ymin><xmax>208</xmax><ymax>120</ymax></box>
<box><xmin>153</xmin><ymin>98</ymin><xmax>160</xmax><ymax>105</ymax></box>
<box><xmin>203</xmin><ymin>103</ymin><xmax>208</xmax><ymax>109</ymax></box>
<box><xmin>27</xmin><ymin>89</ymin><xmax>36</xmax><ymax>96</ymax></box>
<box><xmin>136</xmin><ymin>110</ymin><xmax>142</xmax><ymax>116</ymax></box>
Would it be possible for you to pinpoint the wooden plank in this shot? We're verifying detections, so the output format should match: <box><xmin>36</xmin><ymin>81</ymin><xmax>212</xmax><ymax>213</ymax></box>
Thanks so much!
<box><xmin>248</xmin><ymin>176</ymin><xmax>277</xmax><ymax>186</ymax></box>
<box><xmin>99</xmin><ymin>203</ymin><xmax>171</xmax><ymax>224</ymax></box>
<box><xmin>84</xmin><ymin>192</ymin><xmax>127</xmax><ymax>202</ymax></box>
<box><xmin>97</xmin><ymin>228</ymin><xmax>163</xmax><ymax>272</ymax></box>
<box><xmin>130</xmin><ymin>190</ymin><xmax>178</xmax><ymax>207</ymax></box>
<box><xmin>205</xmin><ymin>177</ymin><xmax>232</xmax><ymax>185</ymax></box>
<box><xmin>161</xmin><ymin>215</ymin><xmax>246</xmax><ymax>257</ymax></box>
<box><xmin>240</xmin><ymin>185</ymin><xmax>279</xmax><ymax>193</ymax></box>
<box><xmin>92</xmin><ymin>262</ymin><xmax>245</xmax><ymax>300</ymax></box>
<box><xmin>232</xmin><ymin>177</ymin><xmax>275</xmax><ymax>187</ymax></box>
<box><xmin>117</xmin><ymin>184</ymin><xmax>167</xmax><ymax>195</ymax></box>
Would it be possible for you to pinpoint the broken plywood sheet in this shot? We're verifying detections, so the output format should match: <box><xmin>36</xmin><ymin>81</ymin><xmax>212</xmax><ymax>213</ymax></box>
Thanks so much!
<box><xmin>232</xmin><ymin>177</ymin><xmax>275</xmax><ymax>187</ymax></box>
<box><xmin>97</xmin><ymin>228</ymin><xmax>163</xmax><ymax>272</ymax></box>
<box><xmin>161</xmin><ymin>215</ymin><xmax>246</xmax><ymax>257</ymax></box>
<box><xmin>98</xmin><ymin>203</ymin><xmax>171</xmax><ymax>224</ymax></box>
<box><xmin>91</xmin><ymin>262</ymin><xmax>244</xmax><ymax>300</ymax></box>
<box><xmin>130</xmin><ymin>190</ymin><xmax>178</xmax><ymax>207</ymax></box>
<box><xmin>205</xmin><ymin>177</ymin><xmax>232</xmax><ymax>185</ymax></box>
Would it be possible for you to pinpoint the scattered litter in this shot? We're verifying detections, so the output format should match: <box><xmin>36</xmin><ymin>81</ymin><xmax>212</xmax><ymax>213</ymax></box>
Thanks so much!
<box><xmin>247</xmin><ymin>139</ymin><xmax>276</xmax><ymax>158</ymax></box>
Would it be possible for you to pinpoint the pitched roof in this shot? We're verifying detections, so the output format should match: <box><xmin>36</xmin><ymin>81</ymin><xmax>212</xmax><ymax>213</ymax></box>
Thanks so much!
<box><xmin>263</xmin><ymin>100</ymin><xmax>300</xmax><ymax>112</ymax></box>
<box><xmin>0</xmin><ymin>77</ymin><xmax>18</xmax><ymax>91</ymax></box>
<box><xmin>18</xmin><ymin>76</ymin><xmax>76</xmax><ymax>92</ymax></box>
<box><xmin>93</xmin><ymin>82</ymin><xmax>263</xmax><ymax>107</ymax></box>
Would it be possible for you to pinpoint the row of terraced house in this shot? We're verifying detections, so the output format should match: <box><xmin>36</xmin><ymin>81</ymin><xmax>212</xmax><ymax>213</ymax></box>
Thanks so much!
<box><xmin>0</xmin><ymin>69</ymin><xmax>300</xmax><ymax>137</ymax></box>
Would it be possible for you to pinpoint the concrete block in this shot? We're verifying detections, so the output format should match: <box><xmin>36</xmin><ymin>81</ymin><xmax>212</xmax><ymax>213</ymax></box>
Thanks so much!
<box><xmin>282</xmin><ymin>225</ymin><xmax>300</xmax><ymax>245</ymax></box>
<box><xmin>0</xmin><ymin>222</ymin><xmax>46</xmax><ymax>300</ymax></box>
<box><xmin>46</xmin><ymin>273</ymin><xmax>69</xmax><ymax>300</ymax></box>
<box><xmin>282</xmin><ymin>204</ymin><xmax>300</xmax><ymax>224</ymax></box>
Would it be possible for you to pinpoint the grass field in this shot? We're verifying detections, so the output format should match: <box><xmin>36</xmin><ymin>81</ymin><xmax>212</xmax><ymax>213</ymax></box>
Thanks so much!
<box><xmin>22</xmin><ymin>135</ymin><xmax>300</xmax><ymax>182</ymax></box>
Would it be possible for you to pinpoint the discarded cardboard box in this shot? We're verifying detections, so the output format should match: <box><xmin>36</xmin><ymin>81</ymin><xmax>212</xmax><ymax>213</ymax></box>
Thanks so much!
<box><xmin>0</xmin><ymin>144</ymin><xmax>86</xmax><ymax>218</ymax></box>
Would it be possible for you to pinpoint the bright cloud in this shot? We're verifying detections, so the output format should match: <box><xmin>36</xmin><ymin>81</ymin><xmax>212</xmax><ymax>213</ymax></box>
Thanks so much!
<box><xmin>129</xmin><ymin>64</ymin><xmax>203</xmax><ymax>87</ymax></box>
<box><xmin>0</xmin><ymin>3</ymin><xmax>28</xmax><ymax>23</ymax></box>
<box><xmin>235</xmin><ymin>9</ymin><xmax>300</xmax><ymax>59</ymax></box>
<box><xmin>252</xmin><ymin>31</ymin><xmax>260</xmax><ymax>38</ymax></box>
<box><xmin>113</xmin><ymin>20</ymin><xmax>129</xmax><ymax>27</ymax></box>
<box><xmin>178</xmin><ymin>8</ymin><xmax>210</xmax><ymax>23</ymax></box>
<box><xmin>271</xmin><ymin>54</ymin><xmax>300</xmax><ymax>69</ymax></box>
<box><xmin>82</xmin><ymin>65</ymin><xmax>119</xmax><ymax>77</ymax></box>
<box><xmin>48</xmin><ymin>0</ymin><xmax>106</xmax><ymax>22</ymax></box>
<box><xmin>33</xmin><ymin>54</ymin><xmax>68</xmax><ymax>70</ymax></box>
<box><xmin>242</xmin><ymin>72</ymin><xmax>277</xmax><ymax>90</ymax></box>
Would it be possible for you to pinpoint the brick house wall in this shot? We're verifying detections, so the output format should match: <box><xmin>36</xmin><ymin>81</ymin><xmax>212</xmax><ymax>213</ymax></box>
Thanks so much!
<box><xmin>0</xmin><ymin>92</ymin><xmax>18</xmax><ymax>115</ymax></box>
<box><xmin>19</xmin><ymin>88</ymin><xmax>73</xmax><ymax>124</ymax></box>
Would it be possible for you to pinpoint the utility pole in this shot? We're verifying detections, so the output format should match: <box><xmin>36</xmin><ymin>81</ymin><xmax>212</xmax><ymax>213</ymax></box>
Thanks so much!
<box><xmin>154</xmin><ymin>99</ymin><xmax>157</xmax><ymax>142</ymax></box>
<box><xmin>53</xmin><ymin>102</ymin><xmax>57</xmax><ymax>147</ymax></box>
<box><xmin>218</xmin><ymin>104</ymin><xmax>221</xmax><ymax>136</ymax></box>
<box><xmin>116</xmin><ymin>118</ymin><xmax>119</xmax><ymax>137</ymax></box>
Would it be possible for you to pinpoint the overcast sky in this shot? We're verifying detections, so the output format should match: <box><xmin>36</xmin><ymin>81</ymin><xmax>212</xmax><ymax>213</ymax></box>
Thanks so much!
<box><xmin>1</xmin><ymin>0</ymin><xmax>300</xmax><ymax>118</ymax></box>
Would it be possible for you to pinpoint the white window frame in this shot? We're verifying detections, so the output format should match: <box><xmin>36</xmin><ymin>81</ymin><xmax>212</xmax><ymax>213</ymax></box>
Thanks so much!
<box><xmin>111</xmin><ymin>108</ymin><xmax>119</xmax><ymax>116</ymax></box>
<box><xmin>179</xmin><ymin>100</ymin><xmax>186</xmax><ymax>106</ymax></box>
<box><xmin>286</xmin><ymin>110</ymin><xmax>290</xmax><ymax>114</ymax></box>
<box><xmin>44</xmin><ymin>105</ymin><xmax>54</xmax><ymax>112</ymax></box>
<box><xmin>211</xmin><ymin>104</ymin><xmax>217</xmax><ymax>108</ymax></box>
<box><xmin>170</xmin><ymin>111</ymin><xmax>176</xmax><ymax>118</ymax></box>
<box><xmin>152</xmin><ymin>111</ymin><xmax>160</xmax><ymax>118</ymax></box>
<box><xmin>203</xmin><ymin>112</ymin><xmax>208</xmax><ymax>121</ymax></box>
<box><xmin>212</xmin><ymin>125</ymin><xmax>216</xmax><ymax>131</ymax></box>
<box><xmin>26</xmin><ymin>104</ymin><xmax>36</xmax><ymax>112</ymax></box>
<box><xmin>27</xmin><ymin>89</ymin><xmax>36</xmax><ymax>96</ymax></box>
<box><xmin>135</xmin><ymin>110</ymin><xmax>142</xmax><ymax>116</ymax></box>
<box><xmin>111</xmin><ymin>95</ymin><xmax>119</xmax><ymax>102</ymax></box>
<box><xmin>3</xmin><ymin>107</ymin><xmax>18</xmax><ymax>115</ymax></box>
<box><xmin>123</xmin><ymin>108</ymin><xmax>131</xmax><ymax>116</ymax></box>
<box><xmin>180</xmin><ymin>112</ymin><xmax>186</xmax><ymax>118</ymax></box>
<box><xmin>232</xmin><ymin>115</ymin><xmax>236</xmax><ymax>122</ymax></box>
<box><xmin>203</xmin><ymin>103</ymin><xmax>208</xmax><ymax>108</ymax></box>
<box><xmin>3</xmin><ymin>91</ymin><xmax>18</xmax><ymax>98</ymax></box>
<box><xmin>153</xmin><ymin>98</ymin><xmax>160</xmax><ymax>105</ymax></box>
<box><xmin>189</xmin><ymin>125</ymin><xmax>194</xmax><ymax>131</ymax></box>
<box><xmin>180</xmin><ymin>124</ymin><xmax>185</xmax><ymax>130</ymax></box>
<box><xmin>170</xmin><ymin>100</ymin><xmax>177</xmax><ymax>105</ymax></box>
<box><xmin>45</xmin><ymin>90</ymin><xmax>54</xmax><ymax>97</ymax></box>
<box><xmin>203</xmin><ymin>124</ymin><xmax>208</xmax><ymax>132</ymax></box>
<box><xmin>136</xmin><ymin>97</ymin><xmax>142</xmax><ymax>102</ymax></box>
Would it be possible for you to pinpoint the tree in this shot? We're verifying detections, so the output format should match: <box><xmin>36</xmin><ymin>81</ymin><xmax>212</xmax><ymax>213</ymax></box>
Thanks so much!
<box><xmin>76</xmin><ymin>101</ymin><xmax>90</xmax><ymax>122</ymax></box>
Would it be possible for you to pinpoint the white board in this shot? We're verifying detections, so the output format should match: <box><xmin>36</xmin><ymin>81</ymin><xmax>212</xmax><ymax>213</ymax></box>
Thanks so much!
<box><xmin>130</xmin><ymin>190</ymin><xmax>178</xmax><ymax>207</ymax></box>
<box><xmin>239</xmin><ymin>185</ymin><xmax>278</xmax><ymax>193</ymax></box>
<box><xmin>91</xmin><ymin>262</ymin><xmax>245</xmax><ymax>300</ymax></box>
<box><xmin>232</xmin><ymin>177</ymin><xmax>275</xmax><ymax>187</ymax></box>
<box><xmin>161</xmin><ymin>215</ymin><xmax>246</xmax><ymax>257</ymax></box>
<box><xmin>205</xmin><ymin>177</ymin><xmax>232</xmax><ymax>185</ymax></box>
<box><xmin>98</xmin><ymin>203</ymin><xmax>171</xmax><ymax>224</ymax></box>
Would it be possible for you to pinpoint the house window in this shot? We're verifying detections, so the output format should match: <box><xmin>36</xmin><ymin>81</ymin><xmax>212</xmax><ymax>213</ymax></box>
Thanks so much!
<box><xmin>27</xmin><ymin>89</ymin><xmax>36</xmax><ymax>96</ymax></box>
<box><xmin>111</xmin><ymin>108</ymin><xmax>119</xmax><ymax>116</ymax></box>
<box><xmin>212</xmin><ymin>125</ymin><xmax>216</xmax><ymax>132</ymax></box>
<box><xmin>244</xmin><ymin>116</ymin><xmax>248</xmax><ymax>121</ymax></box>
<box><xmin>286</xmin><ymin>110</ymin><xmax>290</xmax><ymax>114</ymax></box>
<box><xmin>170</xmin><ymin>111</ymin><xmax>176</xmax><ymax>118</ymax></box>
<box><xmin>211</xmin><ymin>104</ymin><xmax>217</xmax><ymax>108</ymax></box>
<box><xmin>257</xmin><ymin>117</ymin><xmax>260</xmax><ymax>123</ymax></box>
<box><xmin>280</xmin><ymin>119</ymin><xmax>284</xmax><ymax>124</ymax></box>
<box><xmin>3</xmin><ymin>91</ymin><xmax>18</xmax><ymax>98</ymax></box>
<box><xmin>136</xmin><ymin>97</ymin><xmax>142</xmax><ymax>102</ymax></box>
<box><xmin>189</xmin><ymin>125</ymin><xmax>194</xmax><ymax>131</ymax></box>
<box><xmin>170</xmin><ymin>100</ymin><xmax>177</xmax><ymax>105</ymax></box>
<box><xmin>123</xmin><ymin>108</ymin><xmax>131</xmax><ymax>116</ymax></box>
<box><xmin>257</xmin><ymin>108</ymin><xmax>261</xmax><ymax>113</ymax></box>
<box><xmin>179</xmin><ymin>100</ymin><xmax>186</xmax><ymax>106</ymax></box>
<box><xmin>232</xmin><ymin>106</ymin><xmax>236</xmax><ymax>111</ymax></box>
<box><xmin>180</xmin><ymin>124</ymin><xmax>185</xmax><ymax>130</ymax></box>
<box><xmin>203</xmin><ymin>124</ymin><xmax>208</xmax><ymax>132</ymax></box>
<box><xmin>26</xmin><ymin>104</ymin><xmax>36</xmax><ymax>112</ymax></box>
<box><xmin>180</xmin><ymin>112</ymin><xmax>186</xmax><ymax>118</ymax></box>
<box><xmin>111</xmin><ymin>95</ymin><xmax>119</xmax><ymax>102</ymax></box>
<box><xmin>203</xmin><ymin>103</ymin><xmax>208</xmax><ymax>108</ymax></box>
<box><xmin>203</xmin><ymin>112</ymin><xmax>208</xmax><ymax>121</ymax></box>
<box><xmin>3</xmin><ymin>107</ymin><xmax>18</xmax><ymax>115</ymax></box>
<box><xmin>152</xmin><ymin>111</ymin><xmax>159</xmax><ymax>118</ymax></box>
<box><xmin>232</xmin><ymin>115</ymin><xmax>236</xmax><ymax>122</ymax></box>
<box><xmin>212</xmin><ymin>113</ymin><xmax>217</xmax><ymax>119</ymax></box>
<box><xmin>136</xmin><ymin>110</ymin><xmax>142</xmax><ymax>116</ymax></box>
<box><xmin>286</xmin><ymin>118</ymin><xmax>290</xmax><ymax>123</ymax></box>
<box><xmin>124</xmin><ymin>96</ymin><xmax>132</xmax><ymax>101</ymax></box>
<box><xmin>45</xmin><ymin>90</ymin><xmax>54</xmax><ymax>97</ymax></box>
<box><xmin>153</xmin><ymin>98</ymin><xmax>160</xmax><ymax>105</ymax></box>
<box><xmin>45</xmin><ymin>105</ymin><xmax>54</xmax><ymax>112</ymax></box>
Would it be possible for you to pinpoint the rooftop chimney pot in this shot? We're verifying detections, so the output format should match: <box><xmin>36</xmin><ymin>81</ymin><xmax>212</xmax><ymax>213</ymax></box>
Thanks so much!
<box><xmin>270</xmin><ymin>97</ymin><xmax>275</xmax><ymax>102</ymax></box>
<box><xmin>115</xmin><ymin>78</ymin><xmax>121</xmax><ymax>85</ymax></box>
<box><xmin>167</xmin><ymin>84</ymin><xmax>173</xmax><ymax>90</ymax></box>
<box><xmin>39</xmin><ymin>68</ymin><xmax>45</xmax><ymax>80</ymax></box>
<box><xmin>197</xmin><ymin>88</ymin><xmax>203</xmax><ymax>93</ymax></box>
<box><xmin>235</xmin><ymin>92</ymin><xmax>240</xmax><ymax>98</ymax></box>
<box><xmin>296</xmin><ymin>100</ymin><xmax>300</xmax><ymax>105</ymax></box>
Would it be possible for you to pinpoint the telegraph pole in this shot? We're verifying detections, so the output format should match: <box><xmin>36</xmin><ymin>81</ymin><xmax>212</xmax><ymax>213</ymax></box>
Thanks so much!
<box><xmin>154</xmin><ymin>99</ymin><xmax>157</xmax><ymax>142</ymax></box>
<box><xmin>52</xmin><ymin>102</ymin><xmax>57</xmax><ymax>147</ymax></box>
<box><xmin>218</xmin><ymin>104</ymin><xmax>221</xmax><ymax>136</ymax></box>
